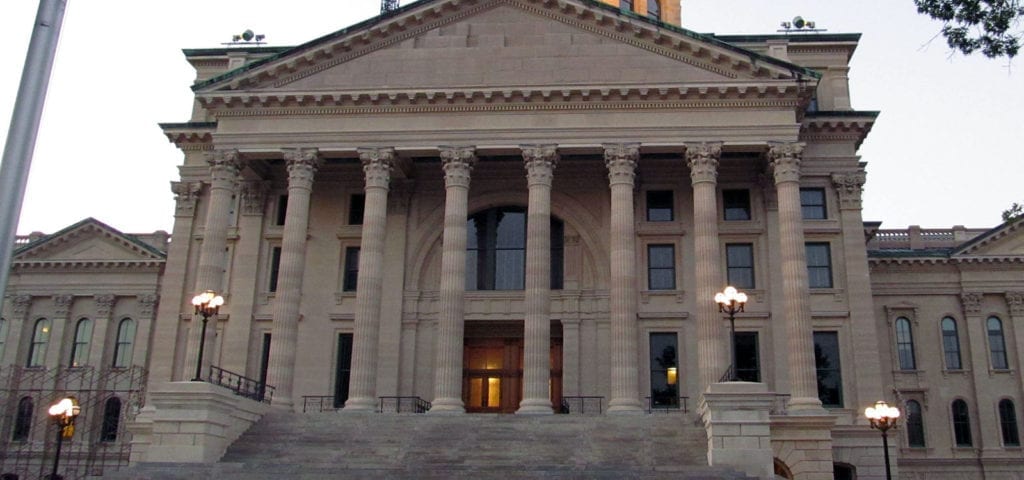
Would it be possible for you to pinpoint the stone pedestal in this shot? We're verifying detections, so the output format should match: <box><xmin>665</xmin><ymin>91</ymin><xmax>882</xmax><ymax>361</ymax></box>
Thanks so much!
<box><xmin>770</xmin><ymin>414</ymin><xmax>837</xmax><ymax>480</ymax></box>
<box><xmin>699</xmin><ymin>382</ymin><xmax>775</xmax><ymax>480</ymax></box>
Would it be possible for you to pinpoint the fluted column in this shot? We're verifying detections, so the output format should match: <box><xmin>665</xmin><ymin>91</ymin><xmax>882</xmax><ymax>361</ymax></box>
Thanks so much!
<box><xmin>604</xmin><ymin>143</ymin><xmax>643</xmax><ymax>414</ymax></box>
<box><xmin>769</xmin><ymin>142</ymin><xmax>823</xmax><ymax>412</ymax></box>
<box><xmin>518</xmin><ymin>145</ymin><xmax>558</xmax><ymax>414</ymax></box>
<box><xmin>267</xmin><ymin>148</ymin><xmax>321</xmax><ymax>409</ymax></box>
<box><xmin>344</xmin><ymin>147</ymin><xmax>395</xmax><ymax>412</ymax></box>
<box><xmin>431</xmin><ymin>146</ymin><xmax>477</xmax><ymax>414</ymax></box>
<box><xmin>687</xmin><ymin>142</ymin><xmax>726</xmax><ymax>390</ymax></box>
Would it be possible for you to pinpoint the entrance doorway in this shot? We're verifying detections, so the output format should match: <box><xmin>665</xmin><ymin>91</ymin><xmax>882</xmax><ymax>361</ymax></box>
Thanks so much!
<box><xmin>462</xmin><ymin>321</ymin><xmax>562</xmax><ymax>413</ymax></box>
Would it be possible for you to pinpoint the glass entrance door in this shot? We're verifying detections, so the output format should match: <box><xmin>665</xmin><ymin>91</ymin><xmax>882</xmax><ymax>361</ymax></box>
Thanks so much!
<box><xmin>462</xmin><ymin>333</ymin><xmax>562</xmax><ymax>413</ymax></box>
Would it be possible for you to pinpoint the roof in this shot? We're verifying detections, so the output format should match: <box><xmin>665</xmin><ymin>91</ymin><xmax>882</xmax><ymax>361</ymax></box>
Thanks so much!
<box><xmin>14</xmin><ymin>217</ymin><xmax>167</xmax><ymax>259</ymax></box>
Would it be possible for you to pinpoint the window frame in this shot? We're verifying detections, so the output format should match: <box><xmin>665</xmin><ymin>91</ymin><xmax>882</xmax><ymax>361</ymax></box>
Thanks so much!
<box><xmin>725</xmin><ymin>243</ymin><xmax>755</xmax><ymax>289</ymax></box>
<box><xmin>805</xmin><ymin>242</ymin><xmax>834</xmax><ymax>289</ymax></box>
<box><xmin>999</xmin><ymin>399</ymin><xmax>1021</xmax><ymax>446</ymax></box>
<box><xmin>112</xmin><ymin>318</ymin><xmax>136</xmax><ymax>368</ymax></box>
<box><xmin>894</xmin><ymin>317</ymin><xmax>916</xmax><ymax>371</ymax></box>
<box><xmin>987</xmin><ymin>316</ymin><xmax>1009</xmax><ymax>370</ymax></box>
<box><xmin>645</xmin><ymin>189</ymin><xmax>674</xmax><ymax>222</ymax></box>
<box><xmin>69</xmin><ymin>318</ymin><xmax>92</xmax><ymax>368</ymax></box>
<box><xmin>465</xmin><ymin>207</ymin><xmax>564</xmax><ymax>291</ymax></box>
<box><xmin>342</xmin><ymin>246</ymin><xmax>360</xmax><ymax>292</ymax></box>
<box><xmin>268</xmin><ymin>245</ymin><xmax>282</xmax><ymax>293</ymax></box>
<box><xmin>906</xmin><ymin>399</ymin><xmax>926</xmax><ymax>447</ymax></box>
<box><xmin>941</xmin><ymin>317</ymin><xmax>963</xmax><ymax>370</ymax></box>
<box><xmin>646</xmin><ymin>243</ymin><xmax>676</xmax><ymax>291</ymax></box>
<box><xmin>722</xmin><ymin>189</ymin><xmax>752</xmax><ymax>221</ymax></box>
<box><xmin>813</xmin><ymin>331</ymin><xmax>843</xmax><ymax>408</ymax></box>
<box><xmin>800</xmin><ymin>187</ymin><xmax>827</xmax><ymax>220</ymax></box>
<box><xmin>952</xmin><ymin>399</ymin><xmax>973</xmax><ymax>447</ymax></box>
<box><xmin>27</xmin><ymin>318</ymin><xmax>50</xmax><ymax>368</ymax></box>
<box><xmin>100</xmin><ymin>396</ymin><xmax>122</xmax><ymax>442</ymax></box>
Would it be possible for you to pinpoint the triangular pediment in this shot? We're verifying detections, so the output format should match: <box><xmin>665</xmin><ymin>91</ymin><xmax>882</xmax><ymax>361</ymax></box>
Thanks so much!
<box><xmin>14</xmin><ymin>218</ymin><xmax>166</xmax><ymax>265</ymax></box>
<box><xmin>954</xmin><ymin>219</ymin><xmax>1024</xmax><ymax>257</ymax></box>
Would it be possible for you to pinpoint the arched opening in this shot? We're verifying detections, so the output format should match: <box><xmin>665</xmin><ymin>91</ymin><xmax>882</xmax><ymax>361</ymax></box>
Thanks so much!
<box><xmin>100</xmin><ymin>397</ymin><xmax>122</xmax><ymax>442</ymax></box>
<box><xmin>12</xmin><ymin>397</ymin><xmax>33</xmax><ymax>441</ymax></box>
<box><xmin>466</xmin><ymin>206</ymin><xmax>563</xmax><ymax>291</ymax></box>
<box><xmin>773</xmin><ymin>458</ymin><xmax>794</xmax><ymax>479</ymax></box>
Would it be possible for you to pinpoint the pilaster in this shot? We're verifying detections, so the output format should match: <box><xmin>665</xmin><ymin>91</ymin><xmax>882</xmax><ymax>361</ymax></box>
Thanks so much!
<box><xmin>4</xmin><ymin>295</ymin><xmax>32</xmax><ymax>366</ymax></box>
<box><xmin>136</xmin><ymin>294</ymin><xmax>159</xmax><ymax>368</ymax></box>
<box><xmin>961</xmin><ymin>292</ymin><xmax>1000</xmax><ymax>453</ymax></box>
<box><xmin>46</xmin><ymin>294</ymin><xmax>74</xmax><ymax>368</ymax></box>
<box><xmin>89</xmin><ymin>294</ymin><xmax>116</xmax><ymax>368</ymax></box>
<box><xmin>223</xmin><ymin>181</ymin><xmax>268</xmax><ymax>376</ymax></box>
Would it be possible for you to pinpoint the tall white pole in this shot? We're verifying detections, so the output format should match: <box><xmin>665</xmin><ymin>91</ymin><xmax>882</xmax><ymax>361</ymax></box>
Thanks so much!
<box><xmin>0</xmin><ymin>0</ymin><xmax>67</xmax><ymax>301</ymax></box>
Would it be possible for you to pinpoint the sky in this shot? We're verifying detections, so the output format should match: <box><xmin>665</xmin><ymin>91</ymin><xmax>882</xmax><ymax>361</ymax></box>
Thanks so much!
<box><xmin>0</xmin><ymin>0</ymin><xmax>1020</xmax><ymax>235</ymax></box>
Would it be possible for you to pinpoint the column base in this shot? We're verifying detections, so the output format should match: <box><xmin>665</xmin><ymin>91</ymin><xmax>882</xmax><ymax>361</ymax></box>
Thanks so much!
<box><xmin>272</xmin><ymin>395</ymin><xmax>294</xmax><ymax>410</ymax></box>
<box><xmin>341</xmin><ymin>396</ymin><xmax>378</xmax><ymax>413</ymax></box>
<box><xmin>606</xmin><ymin>398</ymin><xmax>644</xmax><ymax>415</ymax></box>
<box><xmin>427</xmin><ymin>397</ymin><xmax>465</xmax><ymax>414</ymax></box>
<box><xmin>787</xmin><ymin>395</ymin><xmax>827</xmax><ymax>415</ymax></box>
<box><xmin>516</xmin><ymin>398</ymin><xmax>553</xmax><ymax>415</ymax></box>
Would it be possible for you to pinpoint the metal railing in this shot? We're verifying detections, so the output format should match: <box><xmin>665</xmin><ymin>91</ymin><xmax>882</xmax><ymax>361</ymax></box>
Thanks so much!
<box><xmin>378</xmin><ymin>396</ymin><xmax>431</xmax><ymax>413</ymax></box>
<box><xmin>645</xmin><ymin>396</ymin><xmax>690</xmax><ymax>413</ymax></box>
<box><xmin>301</xmin><ymin>395</ymin><xmax>338</xmax><ymax>412</ymax></box>
<box><xmin>208</xmin><ymin>365</ymin><xmax>274</xmax><ymax>404</ymax></box>
<box><xmin>559</xmin><ymin>396</ymin><xmax>604</xmax><ymax>414</ymax></box>
<box><xmin>718</xmin><ymin>365</ymin><xmax>734</xmax><ymax>383</ymax></box>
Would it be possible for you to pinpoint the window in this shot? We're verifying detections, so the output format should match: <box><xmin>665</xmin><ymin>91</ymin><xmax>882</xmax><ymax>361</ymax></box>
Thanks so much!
<box><xmin>647</xmin><ymin>0</ymin><xmax>661</xmax><ymax>20</ymax></box>
<box><xmin>649</xmin><ymin>333</ymin><xmax>678</xmax><ymax>408</ymax></box>
<box><xmin>348</xmin><ymin>193</ymin><xmax>365</xmax><ymax>225</ymax></box>
<box><xmin>69</xmin><ymin>318</ymin><xmax>92</xmax><ymax>367</ymax></box>
<box><xmin>906</xmin><ymin>400</ymin><xmax>926</xmax><ymax>447</ymax></box>
<box><xmin>647</xmin><ymin>244</ymin><xmax>676</xmax><ymax>290</ymax></box>
<box><xmin>952</xmin><ymin>399</ymin><xmax>973</xmax><ymax>447</ymax></box>
<box><xmin>800</xmin><ymin>188</ymin><xmax>827</xmax><ymax>219</ymax></box>
<box><xmin>343</xmin><ymin>247</ymin><xmax>360</xmax><ymax>292</ymax></box>
<box><xmin>895</xmin><ymin>317</ymin><xmax>916</xmax><ymax>370</ymax></box>
<box><xmin>734</xmin><ymin>331</ymin><xmax>760</xmax><ymax>382</ymax></box>
<box><xmin>621</xmin><ymin>0</ymin><xmax>634</xmax><ymax>11</ymax></box>
<box><xmin>999</xmin><ymin>399</ymin><xmax>1021</xmax><ymax>446</ymax></box>
<box><xmin>723</xmin><ymin>189</ymin><xmax>751</xmax><ymax>221</ymax></box>
<box><xmin>726</xmin><ymin>243</ymin><xmax>755</xmax><ymax>289</ymax></box>
<box><xmin>12</xmin><ymin>397</ymin><xmax>33</xmax><ymax>441</ymax></box>
<box><xmin>833</xmin><ymin>463</ymin><xmax>855</xmax><ymax>480</ymax></box>
<box><xmin>466</xmin><ymin>207</ymin><xmax>564</xmax><ymax>290</ymax></box>
<box><xmin>269</xmin><ymin>246</ymin><xmax>282</xmax><ymax>293</ymax></box>
<box><xmin>646</xmin><ymin>190</ymin><xmax>673</xmax><ymax>222</ymax></box>
<box><xmin>813</xmin><ymin>331</ymin><xmax>843</xmax><ymax>407</ymax></box>
<box><xmin>988</xmin><ymin>316</ymin><xmax>1009</xmax><ymax>370</ymax></box>
<box><xmin>113</xmin><ymin>319</ymin><xmax>136</xmax><ymax>368</ymax></box>
<box><xmin>942</xmin><ymin>317</ymin><xmax>963</xmax><ymax>370</ymax></box>
<box><xmin>100</xmin><ymin>397</ymin><xmax>122</xmax><ymax>442</ymax></box>
<box><xmin>805</xmin><ymin>243</ymin><xmax>833</xmax><ymax>288</ymax></box>
<box><xmin>27</xmin><ymin>318</ymin><xmax>50</xmax><ymax>368</ymax></box>
<box><xmin>275</xmin><ymin>195</ymin><xmax>288</xmax><ymax>226</ymax></box>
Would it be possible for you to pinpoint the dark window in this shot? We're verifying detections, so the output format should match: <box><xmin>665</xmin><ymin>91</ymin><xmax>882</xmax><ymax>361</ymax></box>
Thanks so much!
<box><xmin>646</xmin><ymin>190</ymin><xmax>674</xmax><ymax>222</ymax></box>
<box><xmin>647</xmin><ymin>0</ymin><xmax>661</xmax><ymax>20</ymax></box>
<box><xmin>343</xmin><ymin>247</ymin><xmax>360</xmax><ymax>292</ymax></box>
<box><xmin>942</xmin><ymin>317</ymin><xmax>963</xmax><ymax>370</ymax></box>
<box><xmin>550</xmin><ymin>220</ymin><xmax>564</xmax><ymax>290</ymax></box>
<box><xmin>258</xmin><ymin>333</ymin><xmax>271</xmax><ymax>402</ymax></box>
<box><xmin>649</xmin><ymin>333</ymin><xmax>678</xmax><ymax>408</ymax></box>
<box><xmin>999</xmin><ymin>399</ymin><xmax>1021</xmax><ymax>446</ymax></box>
<box><xmin>952</xmin><ymin>399</ymin><xmax>973</xmax><ymax>447</ymax></box>
<box><xmin>335</xmin><ymin>333</ymin><xmax>353</xmax><ymax>409</ymax></box>
<box><xmin>348</xmin><ymin>194</ymin><xmax>365</xmax><ymax>225</ymax></box>
<box><xmin>726</xmin><ymin>243</ymin><xmax>755</xmax><ymax>289</ymax></box>
<box><xmin>906</xmin><ymin>400</ymin><xmax>926</xmax><ymax>447</ymax></box>
<box><xmin>466</xmin><ymin>207</ymin><xmax>563</xmax><ymax>290</ymax></box>
<box><xmin>269</xmin><ymin>247</ymin><xmax>282</xmax><ymax>293</ymax></box>
<box><xmin>647</xmin><ymin>244</ymin><xmax>676</xmax><ymax>290</ymax></box>
<box><xmin>800</xmin><ymin>188</ymin><xmax>827</xmax><ymax>219</ymax></box>
<box><xmin>833</xmin><ymin>463</ymin><xmax>855</xmax><ymax>480</ymax></box>
<box><xmin>813</xmin><ymin>331</ymin><xmax>843</xmax><ymax>408</ymax></box>
<box><xmin>806</xmin><ymin>243</ymin><xmax>833</xmax><ymax>288</ymax></box>
<box><xmin>988</xmin><ymin>316</ymin><xmax>1009</xmax><ymax>370</ymax></box>
<box><xmin>100</xmin><ymin>397</ymin><xmax>122</xmax><ymax>442</ymax></box>
<box><xmin>621</xmin><ymin>0</ymin><xmax>634</xmax><ymax>11</ymax></box>
<box><xmin>69</xmin><ymin>318</ymin><xmax>92</xmax><ymax>367</ymax></box>
<box><xmin>734</xmin><ymin>331</ymin><xmax>760</xmax><ymax>382</ymax></box>
<box><xmin>12</xmin><ymin>397</ymin><xmax>33</xmax><ymax>441</ymax></box>
<box><xmin>723</xmin><ymin>189</ymin><xmax>751</xmax><ymax>221</ymax></box>
<box><xmin>275</xmin><ymin>195</ymin><xmax>288</xmax><ymax>226</ymax></box>
<box><xmin>895</xmin><ymin>317</ymin><xmax>916</xmax><ymax>370</ymax></box>
<box><xmin>27</xmin><ymin>319</ymin><xmax>49</xmax><ymax>367</ymax></box>
<box><xmin>113</xmin><ymin>318</ymin><xmax>136</xmax><ymax>368</ymax></box>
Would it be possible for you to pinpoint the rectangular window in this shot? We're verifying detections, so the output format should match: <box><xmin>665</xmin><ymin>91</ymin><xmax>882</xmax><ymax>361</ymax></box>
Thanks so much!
<box><xmin>334</xmin><ymin>333</ymin><xmax>353</xmax><ymax>409</ymax></box>
<box><xmin>646</xmin><ymin>190</ymin><xmax>674</xmax><ymax>222</ymax></box>
<box><xmin>649</xmin><ymin>333</ymin><xmax>679</xmax><ymax>409</ymax></box>
<box><xmin>723</xmin><ymin>189</ymin><xmax>751</xmax><ymax>221</ymax></box>
<box><xmin>647</xmin><ymin>244</ymin><xmax>675</xmax><ymax>290</ymax></box>
<box><xmin>806</xmin><ymin>243</ymin><xmax>833</xmax><ymax>288</ymax></box>
<box><xmin>814</xmin><ymin>331</ymin><xmax>843</xmax><ymax>408</ymax></box>
<box><xmin>275</xmin><ymin>195</ymin><xmax>289</xmax><ymax>226</ymax></box>
<box><xmin>343</xmin><ymin>247</ymin><xmax>360</xmax><ymax>292</ymax></box>
<box><xmin>734</xmin><ymin>332</ymin><xmax>760</xmax><ymax>382</ymax></box>
<box><xmin>800</xmin><ymin>188</ymin><xmax>827</xmax><ymax>219</ymax></box>
<box><xmin>551</xmin><ymin>220</ymin><xmax>564</xmax><ymax>290</ymax></box>
<box><xmin>726</xmin><ymin>243</ymin><xmax>755</xmax><ymax>289</ymax></box>
<box><xmin>269</xmin><ymin>247</ymin><xmax>282</xmax><ymax>292</ymax></box>
<box><xmin>348</xmin><ymin>194</ymin><xmax>365</xmax><ymax>225</ymax></box>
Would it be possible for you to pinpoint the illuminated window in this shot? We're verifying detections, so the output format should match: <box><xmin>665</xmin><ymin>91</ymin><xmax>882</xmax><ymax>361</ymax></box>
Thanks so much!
<box><xmin>649</xmin><ymin>333</ymin><xmax>678</xmax><ymax>408</ymax></box>
<box><xmin>27</xmin><ymin>318</ymin><xmax>50</xmax><ymax>367</ymax></box>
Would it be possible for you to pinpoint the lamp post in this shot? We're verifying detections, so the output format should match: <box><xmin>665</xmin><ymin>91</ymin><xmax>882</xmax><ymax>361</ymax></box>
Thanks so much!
<box><xmin>865</xmin><ymin>400</ymin><xmax>900</xmax><ymax>480</ymax></box>
<box><xmin>47</xmin><ymin>397</ymin><xmax>80</xmax><ymax>480</ymax></box>
<box><xmin>191</xmin><ymin>290</ymin><xmax>224</xmax><ymax>381</ymax></box>
<box><xmin>714</xmin><ymin>286</ymin><xmax>747</xmax><ymax>381</ymax></box>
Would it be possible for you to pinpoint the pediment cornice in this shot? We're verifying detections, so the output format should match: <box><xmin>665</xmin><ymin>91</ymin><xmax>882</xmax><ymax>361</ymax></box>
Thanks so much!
<box><xmin>159</xmin><ymin>122</ymin><xmax>216</xmax><ymax>151</ymax></box>
<box><xmin>800</xmin><ymin>111</ymin><xmax>877</xmax><ymax>148</ymax></box>
<box><xmin>953</xmin><ymin>218</ymin><xmax>1023</xmax><ymax>256</ymax></box>
<box><xmin>14</xmin><ymin>218</ymin><xmax>167</xmax><ymax>263</ymax></box>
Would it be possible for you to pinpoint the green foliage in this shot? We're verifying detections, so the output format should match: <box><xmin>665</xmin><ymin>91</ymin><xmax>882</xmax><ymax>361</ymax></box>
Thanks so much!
<box><xmin>1003</xmin><ymin>202</ymin><xmax>1024</xmax><ymax>222</ymax></box>
<box><xmin>914</xmin><ymin>0</ymin><xmax>1024</xmax><ymax>58</ymax></box>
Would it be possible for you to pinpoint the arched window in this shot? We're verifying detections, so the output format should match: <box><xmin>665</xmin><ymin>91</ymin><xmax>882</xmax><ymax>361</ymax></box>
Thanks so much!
<box><xmin>952</xmin><ymin>399</ymin><xmax>973</xmax><ymax>447</ymax></box>
<box><xmin>895</xmin><ymin>317</ymin><xmax>916</xmax><ymax>370</ymax></box>
<box><xmin>12</xmin><ymin>397</ymin><xmax>33</xmax><ymax>441</ymax></box>
<box><xmin>100</xmin><ymin>397</ymin><xmax>122</xmax><ymax>442</ymax></box>
<box><xmin>999</xmin><ymin>399</ymin><xmax>1020</xmax><ymax>446</ymax></box>
<box><xmin>941</xmin><ymin>317</ymin><xmax>962</xmax><ymax>370</ymax></box>
<box><xmin>647</xmin><ymin>0</ymin><xmax>661</xmax><ymax>20</ymax></box>
<box><xmin>466</xmin><ymin>207</ymin><xmax>564</xmax><ymax>291</ymax></box>
<box><xmin>988</xmin><ymin>316</ymin><xmax>1008</xmax><ymax>370</ymax></box>
<box><xmin>27</xmin><ymin>319</ymin><xmax>50</xmax><ymax>367</ymax></box>
<box><xmin>906</xmin><ymin>400</ymin><xmax>926</xmax><ymax>447</ymax></box>
<box><xmin>69</xmin><ymin>318</ymin><xmax>92</xmax><ymax>367</ymax></box>
<box><xmin>112</xmin><ymin>318</ymin><xmax>136</xmax><ymax>368</ymax></box>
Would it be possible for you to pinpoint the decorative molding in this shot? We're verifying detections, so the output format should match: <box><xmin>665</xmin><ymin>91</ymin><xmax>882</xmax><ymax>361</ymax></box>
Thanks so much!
<box><xmin>10</xmin><ymin>294</ymin><xmax>32</xmax><ymax>318</ymax></box>
<box><xmin>603</xmin><ymin>143</ymin><xmax>640</xmax><ymax>187</ymax></box>
<box><xmin>95</xmin><ymin>294</ymin><xmax>117</xmax><ymax>318</ymax></box>
<box><xmin>138</xmin><ymin>294</ymin><xmax>160</xmax><ymax>318</ymax></box>
<box><xmin>439</xmin><ymin>146</ymin><xmax>477</xmax><ymax>189</ymax></box>
<box><xmin>358</xmin><ymin>147</ymin><xmax>396</xmax><ymax>190</ymax></box>
<box><xmin>685</xmin><ymin>142</ymin><xmax>722</xmax><ymax>185</ymax></box>
<box><xmin>960</xmin><ymin>292</ymin><xmax>984</xmax><ymax>315</ymax></box>
<box><xmin>1006</xmin><ymin>292</ymin><xmax>1024</xmax><ymax>317</ymax></box>
<box><xmin>53</xmin><ymin>294</ymin><xmax>74</xmax><ymax>318</ymax></box>
<box><xmin>171</xmin><ymin>181</ymin><xmax>203</xmax><ymax>217</ymax></box>
<box><xmin>831</xmin><ymin>171</ymin><xmax>866</xmax><ymax>210</ymax></box>
<box><xmin>283</xmin><ymin>148</ymin><xmax>322</xmax><ymax>190</ymax></box>
<box><xmin>522</xmin><ymin>144</ymin><xmax>559</xmax><ymax>187</ymax></box>
<box><xmin>207</xmin><ymin>149</ymin><xmax>243</xmax><ymax>188</ymax></box>
<box><xmin>768</xmin><ymin>141</ymin><xmax>804</xmax><ymax>184</ymax></box>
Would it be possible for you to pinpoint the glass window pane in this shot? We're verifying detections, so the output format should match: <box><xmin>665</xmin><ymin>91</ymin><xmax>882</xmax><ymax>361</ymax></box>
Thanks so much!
<box><xmin>114</xmin><ymin>319</ymin><xmax>136</xmax><ymax>368</ymax></box>
<box><xmin>800</xmin><ymin>188</ymin><xmax>827</xmax><ymax>219</ymax></box>
<box><xmin>813</xmin><ymin>331</ymin><xmax>843</xmax><ymax>408</ymax></box>
<box><xmin>649</xmin><ymin>333</ymin><xmax>678</xmax><ymax>408</ymax></box>
<box><xmin>71</xmin><ymin>319</ymin><xmax>92</xmax><ymax>367</ymax></box>
<box><xmin>907</xmin><ymin>400</ymin><xmax>926</xmax><ymax>447</ymax></box>
<box><xmin>646</xmin><ymin>190</ymin><xmax>673</xmax><ymax>222</ymax></box>
<box><xmin>895</xmin><ymin>318</ymin><xmax>916</xmax><ymax>370</ymax></box>
<box><xmin>348</xmin><ymin>194</ymin><xmax>365</xmax><ymax>225</ymax></box>
<box><xmin>647</xmin><ymin>245</ymin><xmax>675</xmax><ymax>290</ymax></box>
<box><xmin>726</xmin><ymin>244</ymin><xmax>755</xmax><ymax>289</ymax></box>
<box><xmin>648</xmin><ymin>0</ymin><xmax>661</xmax><ymax>19</ymax></box>
<box><xmin>28</xmin><ymin>319</ymin><xmax>50</xmax><ymax>367</ymax></box>
<box><xmin>953</xmin><ymin>400</ymin><xmax>973</xmax><ymax>446</ymax></box>
<box><xmin>942</xmin><ymin>317</ymin><xmax>962</xmax><ymax>370</ymax></box>
<box><xmin>1000</xmin><ymin>399</ymin><xmax>1020</xmax><ymax>446</ymax></box>
<box><xmin>806</xmin><ymin>243</ymin><xmax>833</xmax><ymax>288</ymax></box>
<box><xmin>723</xmin><ymin>189</ymin><xmax>751</xmax><ymax>221</ymax></box>
<box><xmin>343</xmin><ymin>247</ymin><xmax>360</xmax><ymax>292</ymax></box>
<box><xmin>495</xmin><ymin>210</ymin><xmax>525</xmax><ymax>248</ymax></box>
<box><xmin>988</xmin><ymin>317</ymin><xmax>1008</xmax><ymax>370</ymax></box>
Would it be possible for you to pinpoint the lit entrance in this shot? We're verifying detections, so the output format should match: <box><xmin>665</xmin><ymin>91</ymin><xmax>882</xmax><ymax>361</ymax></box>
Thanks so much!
<box><xmin>462</xmin><ymin>321</ymin><xmax>562</xmax><ymax>413</ymax></box>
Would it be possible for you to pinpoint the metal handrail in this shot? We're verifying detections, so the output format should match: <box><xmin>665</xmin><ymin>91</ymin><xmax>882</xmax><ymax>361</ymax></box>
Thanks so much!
<box><xmin>645</xmin><ymin>396</ymin><xmax>690</xmax><ymax>413</ymax></box>
<box><xmin>378</xmin><ymin>396</ymin><xmax>431</xmax><ymax>413</ymax></box>
<box><xmin>301</xmin><ymin>395</ymin><xmax>338</xmax><ymax>412</ymax></box>
<box><xmin>718</xmin><ymin>365</ymin><xmax>734</xmax><ymax>383</ymax></box>
<box><xmin>559</xmin><ymin>396</ymin><xmax>604</xmax><ymax>414</ymax></box>
<box><xmin>208</xmin><ymin>365</ymin><xmax>274</xmax><ymax>404</ymax></box>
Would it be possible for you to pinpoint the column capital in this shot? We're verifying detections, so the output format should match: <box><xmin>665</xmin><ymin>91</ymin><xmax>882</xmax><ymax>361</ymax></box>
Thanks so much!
<box><xmin>171</xmin><ymin>181</ymin><xmax>202</xmax><ymax>217</ymax></box>
<box><xmin>604</xmin><ymin>143</ymin><xmax>640</xmax><ymax>187</ymax></box>
<box><xmin>522</xmin><ymin>144</ymin><xmax>559</xmax><ymax>187</ymax></box>
<box><xmin>1006</xmin><ymin>292</ymin><xmax>1024</xmax><ymax>316</ymax></box>
<box><xmin>207</xmin><ymin>149</ymin><xmax>243</xmax><ymax>186</ymax></box>
<box><xmin>240</xmin><ymin>181</ymin><xmax>270</xmax><ymax>216</ymax></box>
<box><xmin>8</xmin><ymin>294</ymin><xmax>32</xmax><ymax>318</ymax></box>
<box><xmin>961</xmin><ymin>292</ymin><xmax>984</xmax><ymax>315</ymax></box>
<box><xmin>283</xmin><ymin>148</ymin><xmax>322</xmax><ymax>190</ymax></box>
<box><xmin>768</xmin><ymin>142</ymin><xmax>805</xmax><ymax>184</ymax></box>
<box><xmin>358</xmin><ymin>147</ymin><xmax>396</xmax><ymax>190</ymax></box>
<box><xmin>95</xmin><ymin>294</ymin><xmax>116</xmax><ymax>318</ymax></box>
<box><xmin>685</xmin><ymin>142</ymin><xmax>722</xmax><ymax>185</ymax></box>
<box><xmin>138</xmin><ymin>294</ymin><xmax>160</xmax><ymax>319</ymax></box>
<box><xmin>831</xmin><ymin>172</ymin><xmax>866</xmax><ymax>210</ymax></box>
<box><xmin>53</xmin><ymin>294</ymin><xmax>73</xmax><ymax>318</ymax></box>
<box><xmin>440</xmin><ymin>146</ymin><xmax>477</xmax><ymax>189</ymax></box>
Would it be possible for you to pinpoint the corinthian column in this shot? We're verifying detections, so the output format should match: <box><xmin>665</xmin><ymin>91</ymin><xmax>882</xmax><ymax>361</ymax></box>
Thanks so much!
<box><xmin>604</xmin><ymin>143</ymin><xmax>643</xmax><ymax>414</ymax></box>
<box><xmin>431</xmin><ymin>146</ymin><xmax>476</xmax><ymax>414</ymax></box>
<box><xmin>769</xmin><ymin>142</ymin><xmax>822</xmax><ymax>413</ymax></box>
<box><xmin>687</xmin><ymin>142</ymin><xmax>726</xmax><ymax>389</ymax></box>
<box><xmin>344</xmin><ymin>147</ymin><xmax>395</xmax><ymax>412</ymax></box>
<box><xmin>518</xmin><ymin>145</ymin><xmax>558</xmax><ymax>415</ymax></box>
<box><xmin>267</xmin><ymin>148</ymin><xmax>321</xmax><ymax>408</ymax></box>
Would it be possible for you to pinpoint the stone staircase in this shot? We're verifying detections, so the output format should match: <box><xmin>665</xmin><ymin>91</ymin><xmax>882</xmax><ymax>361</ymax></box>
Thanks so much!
<box><xmin>114</xmin><ymin>411</ymin><xmax>756</xmax><ymax>479</ymax></box>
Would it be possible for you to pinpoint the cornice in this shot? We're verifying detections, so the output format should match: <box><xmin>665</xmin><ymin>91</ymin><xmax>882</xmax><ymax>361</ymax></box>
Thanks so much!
<box><xmin>869</xmin><ymin>256</ymin><xmax>1024</xmax><ymax>267</ymax></box>
<box><xmin>159</xmin><ymin>122</ymin><xmax>217</xmax><ymax>151</ymax></box>
<box><xmin>12</xmin><ymin>260</ymin><xmax>166</xmax><ymax>271</ymax></box>
<box><xmin>800</xmin><ymin>112</ymin><xmax>877</xmax><ymax>149</ymax></box>
<box><xmin>15</xmin><ymin>220</ymin><xmax>167</xmax><ymax>262</ymax></box>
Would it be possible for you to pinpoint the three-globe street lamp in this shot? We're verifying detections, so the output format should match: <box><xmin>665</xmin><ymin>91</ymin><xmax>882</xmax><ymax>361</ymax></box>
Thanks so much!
<box><xmin>714</xmin><ymin>286</ymin><xmax>748</xmax><ymax>382</ymax></box>
<box><xmin>47</xmin><ymin>397</ymin><xmax>81</xmax><ymax>480</ymax></box>
<box><xmin>865</xmin><ymin>400</ymin><xmax>901</xmax><ymax>480</ymax></box>
<box><xmin>191</xmin><ymin>290</ymin><xmax>224</xmax><ymax>382</ymax></box>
